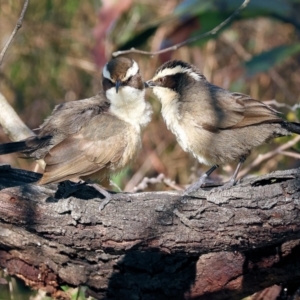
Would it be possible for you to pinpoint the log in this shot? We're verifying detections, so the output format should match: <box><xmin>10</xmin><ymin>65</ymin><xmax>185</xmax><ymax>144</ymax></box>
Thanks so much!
<box><xmin>0</xmin><ymin>164</ymin><xmax>300</xmax><ymax>299</ymax></box>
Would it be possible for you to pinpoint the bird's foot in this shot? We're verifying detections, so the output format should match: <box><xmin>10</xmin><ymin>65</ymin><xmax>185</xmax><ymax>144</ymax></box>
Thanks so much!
<box><xmin>86</xmin><ymin>182</ymin><xmax>112</xmax><ymax>211</ymax></box>
<box><xmin>182</xmin><ymin>174</ymin><xmax>208</xmax><ymax>197</ymax></box>
<box><xmin>208</xmin><ymin>178</ymin><xmax>236</xmax><ymax>194</ymax></box>
<box><xmin>59</xmin><ymin>180</ymin><xmax>112</xmax><ymax>211</ymax></box>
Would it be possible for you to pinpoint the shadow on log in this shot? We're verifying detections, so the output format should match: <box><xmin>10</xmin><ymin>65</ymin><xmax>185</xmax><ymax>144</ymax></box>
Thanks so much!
<box><xmin>0</xmin><ymin>165</ymin><xmax>300</xmax><ymax>299</ymax></box>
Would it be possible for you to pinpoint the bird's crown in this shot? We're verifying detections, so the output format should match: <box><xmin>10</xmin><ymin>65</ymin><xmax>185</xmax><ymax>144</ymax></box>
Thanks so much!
<box><xmin>103</xmin><ymin>57</ymin><xmax>139</xmax><ymax>83</ymax></box>
<box><xmin>152</xmin><ymin>60</ymin><xmax>204</xmax><ymax>82</ymax></box>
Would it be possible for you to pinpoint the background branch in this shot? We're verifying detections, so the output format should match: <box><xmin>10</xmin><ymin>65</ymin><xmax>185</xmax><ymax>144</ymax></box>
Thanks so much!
<box><xmin>0</xmin><ymin>0</ymin><xmax>29</xmax><ymax>67</ymax></box>
<box><xmin>132</xmin><ymin>173</ymin><xmax>182</xmax><ymax>192</ymax></box>
<box><xmin>0</xmin><ymin>93</ymin><xmax>46</xmax><ymax>170</ymax></box>
<box><xmin>0</xmin><ymin>0</ymin><xmax>32</xmax><ymax>141</ymax></box>
<box><xmin>0</xmin><ymin>93</ymin><xmax>33</xmax><ymax>141</ymax></box>
<box><xmin>264</xmin><ymin>99</ymin><xmax>300</xmax><ymax>114</ymax></box>
<box><xmin>238</xmin><ymin>135</ymin><xmax>300</xmax><ymax>178</ymax></box>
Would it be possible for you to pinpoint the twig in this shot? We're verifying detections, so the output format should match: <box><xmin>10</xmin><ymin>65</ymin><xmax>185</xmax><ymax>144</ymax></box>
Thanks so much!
<box><xmin>238</xmin><ymin>135</ymin><xmax>300</xmax><ymax>178</ymax></box>
<box><xmin>112</xmin><ymin>0</ymin><xmax>250</xmax><ymax>57</ymax></box>
<box><xmin>279</xmin><ymin>151</ymin><xmax>300</xmax><ymax>160</ymax></box>
<box><xmin>263</xmin><ymin>99</ymin><xmax>300</xmax><ymax>112</ymax></box>
<box><xmin>132</xmin><ymin>173</ymin><xmax>182</xmax><ymax>192</ymax></box>
<box><xmin>0</xmin><ymin>0</ymin><xmax>29</xmax><ymax>67</ymax></box>
<box><xmin>109</xmin><ymin>179</ymin><xmax>122</xmax><ymax>192</ymax></box>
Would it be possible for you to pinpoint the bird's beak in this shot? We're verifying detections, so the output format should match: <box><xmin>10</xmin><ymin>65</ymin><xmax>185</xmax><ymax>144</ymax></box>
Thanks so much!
<box><xmin>115</xmin><ymin>80</ymin><xmax>121</xmax><ymax>93</ymax></box>
<box><xmin>146</xmin><ymin>80</ymin><xmax>156</xmax><ymax>88</ymax></box>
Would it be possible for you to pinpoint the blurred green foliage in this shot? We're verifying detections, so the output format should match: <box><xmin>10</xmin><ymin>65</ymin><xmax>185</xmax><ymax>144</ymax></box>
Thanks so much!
<box><xmin>1</xmin><ymin>1</ymin><xmax>99</xmax><ymax>127</ymax></box>
<box><xmin>245</xmin><ymin>43</ymin><xmax>300</xmax><ymax>75</ymax></box>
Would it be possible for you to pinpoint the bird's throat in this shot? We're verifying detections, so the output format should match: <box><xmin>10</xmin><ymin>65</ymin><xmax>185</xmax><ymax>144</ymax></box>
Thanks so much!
<box><xmin>106</xmin><ymin>86</ymin><xmax>151</xmax><ymax>130</ymax></box>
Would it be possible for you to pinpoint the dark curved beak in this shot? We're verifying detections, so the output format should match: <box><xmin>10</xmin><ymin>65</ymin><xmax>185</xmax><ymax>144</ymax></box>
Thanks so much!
<box><xmin>115</xmin><ymin>80</ymin><xmax>121</xmax><ymax>93</ymax></box>
<box><xmin>146</xmin><ymin>80</ymin><xmax>156</xmax><ymax>88</ymax></box>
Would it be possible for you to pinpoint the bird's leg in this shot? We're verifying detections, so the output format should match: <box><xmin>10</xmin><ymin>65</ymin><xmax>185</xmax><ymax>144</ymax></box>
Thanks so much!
<box><xmin>210</xmin><ymin>157</ymin><xmax>246</xmax><ymax>193</ymax></box>
<box><xmin>183</xmin><ymin>165</ymin><xmax>219</xmax><ymax>196</ymax></box>
<box><xmin>60</xmin><ymin>180</ymin><xmax>112</xmax><ymax>211</ymax></box>
<box><xmin>86</xmin><ymin>182</ymin><xmax>112</xmax><ymax>211</ymax></box>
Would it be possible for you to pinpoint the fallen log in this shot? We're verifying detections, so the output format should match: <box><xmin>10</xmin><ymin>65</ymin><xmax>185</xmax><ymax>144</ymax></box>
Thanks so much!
<box><xmin>0</xmin><ymin>165</ymin><xmax>300</xmax><ymax>299</ymax></box>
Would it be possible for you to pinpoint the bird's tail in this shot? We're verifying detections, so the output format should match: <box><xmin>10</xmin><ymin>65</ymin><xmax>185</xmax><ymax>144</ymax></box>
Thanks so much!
<box><xmin>0</xmin><ymin>136</ymin><xmax>52</xmax><ymax>155</ymax></box>
<box><xmin>0</xmin><ymin>141</ymin><xmax>29</xmax><ymax>155</ymax></box>
<box><xmin>283</xmin><ymin>122</ymin><xmax>300</xmax><ymax>134</ymax></box>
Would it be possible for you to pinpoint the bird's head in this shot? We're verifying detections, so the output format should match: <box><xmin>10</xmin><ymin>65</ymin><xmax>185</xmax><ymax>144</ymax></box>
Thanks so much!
<box><xmin>146</xmin><ymin>60</ymin><xmax>205</xmax><ymax>103</ymax></box>
<box><xmin>102</xmin><ymin>57</ymin><xmax>144</xmax><ymax>97</ymax></box>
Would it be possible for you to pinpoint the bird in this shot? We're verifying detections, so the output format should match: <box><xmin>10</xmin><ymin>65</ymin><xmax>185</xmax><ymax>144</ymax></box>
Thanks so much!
<box><xmin>0</xmin><ymin>56</ymin><xmax>152</xmax><ymax>208</ymax></box>
<box><xmin>146</xmin><ymin>59</ymin><xmax>300</xmax><ymax>195</ymax></box>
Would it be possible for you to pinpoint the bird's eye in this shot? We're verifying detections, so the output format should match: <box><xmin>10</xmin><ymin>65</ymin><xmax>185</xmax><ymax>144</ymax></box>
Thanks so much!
<box><xmin>157</xmin><ymin>77</ymin><xmax>166</xmax><ymax>84</ymax></box>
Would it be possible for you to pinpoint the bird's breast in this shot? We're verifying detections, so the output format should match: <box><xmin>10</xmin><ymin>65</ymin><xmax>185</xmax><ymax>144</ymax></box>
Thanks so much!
<box><xmin>115</xmin><ymin>126</ymin><xmax>142</xmax><ymax>171</ymax></box>
<box><xmin>152</xmin><ymin>87</ymin><xmax>190</xmax><ymax>151</ymax></box>
<box><xmin>161</xmin><ymin>101</ymin><xmax>190</xmax><ymax>152</ymax></box>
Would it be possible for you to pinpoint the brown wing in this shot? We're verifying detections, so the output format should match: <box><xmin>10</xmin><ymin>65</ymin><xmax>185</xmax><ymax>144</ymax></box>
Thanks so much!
<box><xmin>30</xmin><ymin>94</ymin><xmax>110</xmax><ymax>159</ymax></box>
<box><xmin>228</xmin><ymin>92</ymin><xmax>281</xmax><ymax>128</ymax></box>
<box><xmin>39</xmin><ymin>113</ymin><xmax>129</xmax><ymax>184</ymax></box>
<box><xmin>185</xmin><ymin>87</ymin><xmax>281</xmax><ymax>131</ymax></box>
<box><xmin>38</xmin><ymin>93</ymin><xmax>109</xmax><ymax>137</ymax></box>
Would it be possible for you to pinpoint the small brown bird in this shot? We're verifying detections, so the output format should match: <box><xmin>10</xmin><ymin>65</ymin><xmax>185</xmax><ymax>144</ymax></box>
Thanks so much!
<box><xmin>0</xmin><ymin>57</ymin><xmax>152</xmax><ymax>205</ymax></box>
<box><xmin>146</xmin><ymin>60</ymin><xmax>300</xmax><ymax>194</ymax></box>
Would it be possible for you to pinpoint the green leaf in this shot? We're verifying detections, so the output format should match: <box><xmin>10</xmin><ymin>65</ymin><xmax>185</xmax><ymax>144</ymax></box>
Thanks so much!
<box><xmin>118</xmin><ymin>26</ymin><xmax>158</xmax><ymax>51</ymax></box>
<box><xmin>174</xmin><ymin>1</ymin><xmax>214</xmax><ymax>17</ymax></box>
<box><xmin>173</xmin><ymin>0</ymin><xmax>294</xmax><ymax>19</ymax></box>
<box><xmin>245</xmin><ymin>44</ymin><xmax>300</xmax><ymax>76</ymax></box>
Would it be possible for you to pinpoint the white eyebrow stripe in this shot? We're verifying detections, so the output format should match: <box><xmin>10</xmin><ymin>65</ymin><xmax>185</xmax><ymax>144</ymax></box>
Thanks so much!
<box><xmin>102</xmin><ymin>64</ymin><xmax>112</xmax><ymax>81</ymax></box>
<box><xmin>153</xmin><ymin>65</ymin><xmax>201</xmax><ymax>81</ymax></box>
<box><xmin>123</xmin><ymin>60</ymin><xmax>139</xmax><ymax>81</ymax></box>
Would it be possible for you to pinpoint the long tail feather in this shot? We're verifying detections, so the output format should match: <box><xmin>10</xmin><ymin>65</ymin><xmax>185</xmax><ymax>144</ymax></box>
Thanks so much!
<box><xmin>284</xmin><ymin>122</ymin><xmax>300</xmax><ymax>134</ymax></box>
<box><xmin>0</xmin><ymin>141</ymin><xmax>29</xmax><ymax>155</ymax></box>
<box><xmin>0</xmin><ymin>136</ymin><xmax>52</xmax><ymax>155</ymax></box>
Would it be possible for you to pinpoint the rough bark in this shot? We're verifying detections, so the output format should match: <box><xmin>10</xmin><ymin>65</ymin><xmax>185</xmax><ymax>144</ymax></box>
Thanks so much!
<box><xmin>0</xmin><ymin>165</ymin><xmax>300</xmax><ymax>299</ymax></box>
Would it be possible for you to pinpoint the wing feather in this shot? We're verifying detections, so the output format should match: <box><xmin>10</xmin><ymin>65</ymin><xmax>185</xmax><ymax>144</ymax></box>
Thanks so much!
<box><xmin>39</xmin><ymin>113</ymin><xmax>129</xmax><ymax>184</ymax></box>
<box><xmin>187</xmin><ymin>88</ymin><xmax>281</xmax><ymax>131</ymax></box>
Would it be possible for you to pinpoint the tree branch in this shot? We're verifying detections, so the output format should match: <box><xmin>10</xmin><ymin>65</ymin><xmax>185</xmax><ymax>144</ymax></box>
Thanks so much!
<box><xmin>0</xmin><ymin>1</ymin><xmax>35</xmax><ymax>144</ymax></box>
<box><xmin>0</xmin><ymin>0</ymin><xmax>29</xmax><ymax>67</ymax></box>
<box><xmin>0</xmin><ymin>165</ymin><xmax>300</xmax><ymax>299</ymax></box>
<box><xmin>112</xmin><ymin>0</ymin><xmax>250</xmax><ymax>57</ymax></box>
<box><xmin>0</xmin><ymin>93</ymin><xmax>34</xmax><ymax>141</ymax></box>
<box><xmin>0</xmin><ymin>93</ymin><xmax>45</xmax><ymax>169</ymax></box>
<box><xmin>0</xmin><ymin>2</ymin><xmax>45</xmax><ymax>169</ymax></box>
